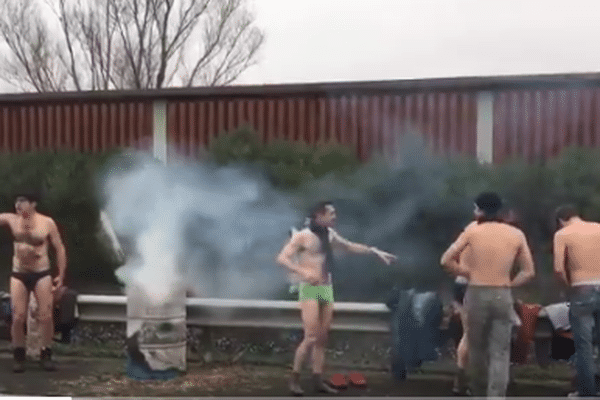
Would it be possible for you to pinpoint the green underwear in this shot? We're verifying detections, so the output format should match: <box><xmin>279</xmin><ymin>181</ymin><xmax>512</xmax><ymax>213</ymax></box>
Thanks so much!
<box><xmin>298</xmin><ymin>282</ymin><xmax>334</xmax><ymax>303</ymax></box>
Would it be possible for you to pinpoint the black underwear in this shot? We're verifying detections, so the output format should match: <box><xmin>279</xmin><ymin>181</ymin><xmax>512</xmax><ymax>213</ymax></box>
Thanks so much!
<box><xmin>12</xmin><ymin>270</ymin><xmax>52</xmax><ymax>292</ymax></box>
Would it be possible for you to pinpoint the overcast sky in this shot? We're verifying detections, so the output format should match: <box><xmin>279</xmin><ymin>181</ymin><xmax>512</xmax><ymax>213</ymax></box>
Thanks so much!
<box><xmin>236</xmin><ymin>0</ymin><xmax>600</xmax><ymax>85</ymax></box>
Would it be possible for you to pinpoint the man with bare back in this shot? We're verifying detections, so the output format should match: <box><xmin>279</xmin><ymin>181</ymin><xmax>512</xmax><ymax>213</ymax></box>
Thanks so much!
<box><xmin>441</xmin><ymin>192</ymin><xmax>535</xmax><ymax>398</ymax></box>
<box><xmin>450</xmin><ymin>207</ymin><xmax>522</xmax><ymax>395</ymax></box>
<box><xmin>0</xmin><ymin>190</ymin><xmax>67</xmax><ymax>372</ymax></box>
<box><xmin>276</xmin><ymin>201</ymin><xmax>397</xmax><ymax>396</ymax></box>
<box><xmin>553</xmin><ymin>204</ymin><xmax>600</xmax><ymax>397</ymax></box>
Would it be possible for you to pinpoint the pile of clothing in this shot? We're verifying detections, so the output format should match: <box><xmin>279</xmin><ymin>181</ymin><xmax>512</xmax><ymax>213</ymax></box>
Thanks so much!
<box><xmin>385</xmin><ymin>287</ymin><xmax>444</xmax><ymax>381</ymax></box>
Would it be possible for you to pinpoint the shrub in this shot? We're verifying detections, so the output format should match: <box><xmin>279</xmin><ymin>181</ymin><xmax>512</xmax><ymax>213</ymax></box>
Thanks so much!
<box><xmin>208</xmin><ymin>126</ymin><xmax>361</xmax><ymax>190</ymax></box>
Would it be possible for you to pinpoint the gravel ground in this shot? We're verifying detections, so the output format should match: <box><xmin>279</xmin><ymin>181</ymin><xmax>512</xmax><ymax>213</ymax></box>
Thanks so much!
<box><xmin>0</xmin><ymin>321</ymin><xmax>577</xmax><ymax>397</ymax></box>
<box><xmin>0</xmin><ymin>354</ymin><xmax>575</xmax><ymax>397</ymax></box>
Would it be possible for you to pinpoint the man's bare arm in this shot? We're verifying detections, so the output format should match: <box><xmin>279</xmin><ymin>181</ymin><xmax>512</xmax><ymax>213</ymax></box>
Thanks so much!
<box><xmin>0</xmin><ymin>213</ymin><xmax>13</xmax><ymax>226</ymax></box>
<box><xmin>511</xmin><ymin>234</ymin><xmax>535</xmax><ymax>287</ymax></box>
<box><xmin>330</xmin><ymin>231</ymin><xmax>374</xmax><ymax>254</ymax></box>
<box><xmin>330</xmin><ymin>229</ymin><xmax>397</xmax><ymax>265</ymax></box>
<box><xmin>440</xmin><ymin>231</ymin><xmax>470</xmax><ymax>278</ymax></box>
<box><xmin>48</xmin><ymin>219</ymin><xmax>67</xmax><ymax>288</ymax></box>
<box><xmin>553</xmin><ymin>232</ymin><xmax>569</xmax><ymax>286</ymax></box>
<box><xmin>276</xmin><ymin>233</ymin><xmax>307</xmax><ymax>276</ymax></box>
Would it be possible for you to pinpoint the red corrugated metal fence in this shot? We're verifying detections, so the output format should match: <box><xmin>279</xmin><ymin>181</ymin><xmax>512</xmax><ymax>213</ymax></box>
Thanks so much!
<box><xmin>0</xmin><ymin>100</ymin><xmax>153</xmax><ymax>153</ymax></box>
<box><xmin>494</xmin><ymin>88</ymin><xmax>600</xmax><ymax>164</ymax></box>
<box><xmin>0</xmin><ymin>74</ymin><xmax>599</xmax><ymax>163</ymax></box>
<box><xmin>167</xmin><ymin>92</ymin><xmax>478</xmax><ymax>161</ymax></box>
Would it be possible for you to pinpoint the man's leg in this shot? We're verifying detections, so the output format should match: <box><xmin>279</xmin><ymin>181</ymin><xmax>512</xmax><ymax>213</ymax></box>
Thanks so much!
<box><xmin>454</xmin><ymin>307</ymin><xmax>469</xmax><ymax>394</ymax></box>
<box><xmin>311</xmin><ymin>300</ymin><xmax>337</xmax><ymax>393</ymax></box>
<box><xmin>570</xmin><ymin>291</ymin><xmax>596</xmax><ymax>396</ymax></box>
<box><xmin>466</xmin><ymin>289</ymin><xmax>491</xmax><ymax>397</ymax></box>
<box><xmin>32</xmin><ymin>276</ymin><xmax>55</xmax><ymax>371</ymax></box>
<box><xmin>593</xmin><ymin>293</ymin><xmax>600</xmax><ymax>394</ymax></box>
<box><xmin>487</xmin><ymin>297</ymin><xmax>513</xmax><ymax>397</ymax></box>
<box><xmin>290</xmin><ymin>299</ymin><xmax>320</xmax><ymax>395</ymax></box>
<box><xmin>10</xmin><ymin>277</ymin><xmax>29</xmax><ymax>372</ymax></box>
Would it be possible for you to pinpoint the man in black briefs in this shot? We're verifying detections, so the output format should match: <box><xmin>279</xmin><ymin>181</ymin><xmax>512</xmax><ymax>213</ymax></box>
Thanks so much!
<box><xmin>0</xmin><ymin>190</ymin><xmax>67</xmax><ymax>372</ymax></box>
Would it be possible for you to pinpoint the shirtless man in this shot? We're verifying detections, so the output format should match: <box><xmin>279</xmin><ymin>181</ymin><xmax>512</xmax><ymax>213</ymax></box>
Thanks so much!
<box><xmin>276</xmin><ymin>201</ymin><xmax>397</xmax><ymax>396</ymax></box>
<box><xmin>0</xmin><ymin>191</ymin><xmax>67</xmax><ymax>372</ymax></box>
<box><xmin>451</xmin><ymin>207</ymin><xmax>521</xmax><ymax>395</ymax></box>
<box><xmin>441</xmin><ymin>192</ymin><xmax>535</xmax><ymax>398</ymax></box>
<box><xmin>553</xmin><ymin>204</ymin><xmax>600</xmax><ymax>397</ymax></box>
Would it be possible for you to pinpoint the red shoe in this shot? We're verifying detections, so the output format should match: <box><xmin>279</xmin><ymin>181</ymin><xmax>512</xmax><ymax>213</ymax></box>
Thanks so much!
<box><xmin>329</xmin><ymin>373</ymin><xmax>348</xmax><ymax>389</ymax></box>
<box><xmin>348</xmin><ymin>372</ymin><xmax>367</xmax><ymax>388</ymax></box>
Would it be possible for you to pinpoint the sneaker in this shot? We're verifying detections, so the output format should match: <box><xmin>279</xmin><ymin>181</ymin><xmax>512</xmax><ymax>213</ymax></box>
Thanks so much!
<box><xmin>12</xmin><ymin>347</ymin><xmax>25</xmax><ymax>373</ymax></box>
<box><xmin>40</xmin><ymin>347</ymin><xmax>56</xmax><ymax>371</ymax></box>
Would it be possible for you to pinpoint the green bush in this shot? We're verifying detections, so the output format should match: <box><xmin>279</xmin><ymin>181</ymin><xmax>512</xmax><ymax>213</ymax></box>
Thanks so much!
<box><xmin>208</xmin><ymin>126</ymin><xmax>361</xmax><ymax>189</ymax></box>
<box><xmin>2</xmin><ymin>132</ymin><xmax>598</xmax><ymax>303</ymax></box>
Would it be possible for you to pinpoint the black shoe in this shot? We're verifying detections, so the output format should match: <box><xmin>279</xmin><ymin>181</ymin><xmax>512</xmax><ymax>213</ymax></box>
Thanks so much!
<box><xmin>40</xmin><ymin>347</ymin><xmax>56</xmax><ymax>371</ymax></box>
<box><xmin>313</xmin><ymin>374</ymin><xmax>338</xmax><ymax>394</ymax></box>
<box><xmin>12</xmin><ymin>347</ymin><xmax>25</xmax><ymax>373</ymax></box>
<box><xmin>289</xmin><ymin>372</ymin><xmax>304</xmax><ymax>396</ymax></box>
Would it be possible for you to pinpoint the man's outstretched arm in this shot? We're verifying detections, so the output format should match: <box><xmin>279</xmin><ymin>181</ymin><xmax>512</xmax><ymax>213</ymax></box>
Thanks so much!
<box><xmin>329</xmin><ymin>229</ymin><xmax>397</xmax><ymax>265</ymax></box>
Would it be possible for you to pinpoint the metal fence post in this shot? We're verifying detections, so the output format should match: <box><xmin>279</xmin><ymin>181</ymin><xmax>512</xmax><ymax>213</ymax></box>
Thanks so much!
<box><xmin>153</xmin><ymin>100</ymin><xmax>168</xmax><ymax>164</ymax></box>
<box><xmin>476</xmin><ymin>92</ymin><xmax>494</xmax><ymax>164</ymax></box>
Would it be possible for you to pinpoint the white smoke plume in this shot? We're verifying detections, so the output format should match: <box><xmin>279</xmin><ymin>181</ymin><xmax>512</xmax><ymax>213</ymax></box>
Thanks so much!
<box><xmin>100</xmin><ymin>152</ymin><xmax>301</xmax><ymax>305</ymax></box>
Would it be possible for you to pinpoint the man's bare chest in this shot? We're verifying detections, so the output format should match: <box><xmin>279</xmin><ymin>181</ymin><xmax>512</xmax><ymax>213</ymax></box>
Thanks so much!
<box><xmin>299</xmin><ymin>236</ymin><xmax>327</xmax><ymax>257</ymax></box>
<box><xmin>10</xmin><ymin>219</ymin><xmax>48</xmax><ymax>247</ymax></box>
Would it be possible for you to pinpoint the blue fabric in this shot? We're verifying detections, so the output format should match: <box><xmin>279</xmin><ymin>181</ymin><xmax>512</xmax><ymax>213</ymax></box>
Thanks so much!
<box><xmin>126</xmin><ymin>356</ymin><xmax>180</xmax><ymax>381</ymax></box>
<box><xmin>386</xmin><ymin>287</ymin><xmax>443</xmax><ymax>381</ymax></box>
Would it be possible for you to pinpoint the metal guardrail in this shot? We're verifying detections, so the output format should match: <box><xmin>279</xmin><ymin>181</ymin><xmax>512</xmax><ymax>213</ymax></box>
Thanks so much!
<box><xmin>76</xmin><ymin>295</ymin><xmax>392</xmax><ymax>333</ymax></box>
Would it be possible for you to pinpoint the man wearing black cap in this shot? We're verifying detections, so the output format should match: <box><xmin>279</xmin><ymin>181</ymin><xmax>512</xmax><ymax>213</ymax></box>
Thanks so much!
<box><xmin>440</xmin><ymin>192</ymin><xmax>535</xmax><ymax>398</ymax></box>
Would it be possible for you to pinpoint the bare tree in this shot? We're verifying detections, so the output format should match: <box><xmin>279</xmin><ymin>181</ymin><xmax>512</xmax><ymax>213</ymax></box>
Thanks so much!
<box><xmin>0</xmin><ymin>0</ymin><xmax>264</xmax><ymax>91</ymax></box>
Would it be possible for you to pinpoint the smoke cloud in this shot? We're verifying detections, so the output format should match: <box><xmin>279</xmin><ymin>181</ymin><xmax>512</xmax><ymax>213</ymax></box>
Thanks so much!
<box><xmin>100</xmin><ymin>152</ymin><xmax>302</xmax><ymax>304</ymax></box>
<box><xmin>99</xmin><ymin>124</ymin><xmax>473</xmax><ymax>305</ymax></box>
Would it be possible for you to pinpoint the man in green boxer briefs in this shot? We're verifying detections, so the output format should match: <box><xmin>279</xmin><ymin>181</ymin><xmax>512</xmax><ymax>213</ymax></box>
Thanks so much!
<box><xmin>277</xmin><ymin>201</ymin><xmax>397</xmax><ymax>396</ymax></box>
<box><xmin>298</xmin><ymin>281</ymin><xmax>334</xmax><ymax>303</ymax></box>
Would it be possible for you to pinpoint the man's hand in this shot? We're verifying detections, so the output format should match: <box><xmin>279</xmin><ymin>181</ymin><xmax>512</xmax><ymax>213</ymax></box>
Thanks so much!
<box><xmin>372</xmin><ymin>248</ymin><xmax>398</xmax><ymax>265</ymax></box>
<box><xmin>52</xmin><ymin>275</ymin><xmax>64</xmax><ymax>293</ymax></box>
